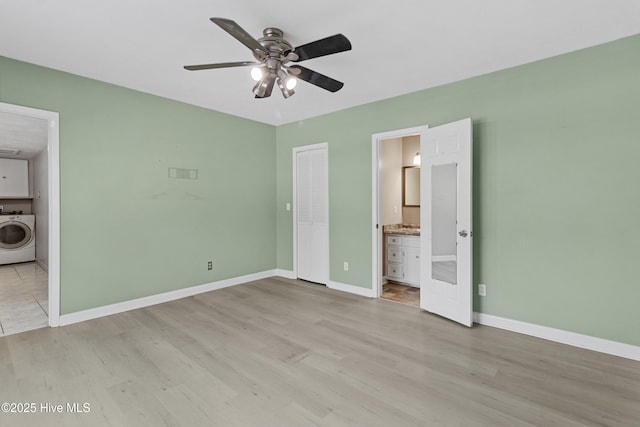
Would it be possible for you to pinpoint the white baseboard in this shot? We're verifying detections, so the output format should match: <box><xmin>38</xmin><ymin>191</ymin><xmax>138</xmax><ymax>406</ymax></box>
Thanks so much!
<box><xmin>474</xmin><ymin>312</ymin><xmax>640</xmax><ymax>362</ymax></box>
<box><xmin>274</xmin><ymin>269</ymin><xmax>296</xmax><ymax>279</ymax></box>
<box><xmin>59</xmin><ymin>269</ymin><xmax>278</xmax><ymax>326</ymax></box>
<box><xmin>328</xmin><ymin>280</ymin><xmax>376</xmax><ymax>298</ymax></box>
<box><xmin>57</xmin><ymin>270</ymin><xmax>639</xmax><ymax>361</ymax></box>
<box><xmin>36</xmin><ymin>258</ymin><xmax>48</xmax><ymax>272</ymax></box>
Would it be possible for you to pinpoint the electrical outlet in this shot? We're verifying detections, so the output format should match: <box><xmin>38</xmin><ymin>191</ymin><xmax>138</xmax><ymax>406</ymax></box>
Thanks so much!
<box><xmin>208</xmin><ymin>261</ymin><xmax>213</xmax><ymax>271</ymax></box>
<box><xmin>478</xmin><ymin>283</ymin><xmax>486</xmax><ymax>296</ymax></box>
<box><xmin>343</xmin><ymin>261</ymin><xmax>349</xmax><ymax>271</ymax></box>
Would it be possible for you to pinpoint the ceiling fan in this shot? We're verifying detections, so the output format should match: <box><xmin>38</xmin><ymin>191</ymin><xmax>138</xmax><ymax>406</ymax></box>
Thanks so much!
<box><xmin>184</xmin><ymin>18</ymin><xmax>352</xmax><ymax>99</ymax></box>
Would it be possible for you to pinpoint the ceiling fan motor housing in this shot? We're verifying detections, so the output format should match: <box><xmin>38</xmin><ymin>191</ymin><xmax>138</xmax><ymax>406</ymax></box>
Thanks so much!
<box><xmin>253</xmin><ymin>28</ymin><xmax>294</xmax><ymax>72</ymax></box>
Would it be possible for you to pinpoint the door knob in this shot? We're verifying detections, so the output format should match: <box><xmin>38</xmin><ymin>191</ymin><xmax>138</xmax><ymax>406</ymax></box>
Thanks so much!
<box><xmin>458</xmin><ymin>230</ymin><xmax>469</xmax><ymax>238</ymax></box>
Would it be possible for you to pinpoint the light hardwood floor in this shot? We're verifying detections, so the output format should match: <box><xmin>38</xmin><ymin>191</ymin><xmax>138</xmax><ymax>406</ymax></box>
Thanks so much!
<box><xmin>0</xmin><ymin>262</ymin><xmax>48</xmax><ymax>336</ymax></box>
<box><xmin>1</xmin><ymin>276</ymin><xmax>638</xmax><ymax>426</ymax></box>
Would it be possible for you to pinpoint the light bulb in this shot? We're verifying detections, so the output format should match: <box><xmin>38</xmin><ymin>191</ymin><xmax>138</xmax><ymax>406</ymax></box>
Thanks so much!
<box><xmin>286</xmin><ymin>77</ymin><xmax>297</xmax><ymax>90</ymax></box>
<box><xmin>413</xmin><ymin>152</ymin><xmax>421</xmax><ymax>166</ymax></box>
<box><xmin>250</xmin><ymin>67</ymin><xmax>263</xmax><ymax>81</ymax></box>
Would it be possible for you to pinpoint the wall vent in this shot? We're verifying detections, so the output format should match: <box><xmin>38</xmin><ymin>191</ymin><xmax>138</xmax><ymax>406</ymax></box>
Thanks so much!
<box><xmin>168</xmin><ymin>167</ymin><xmax>198</xmax><ymax>180</ymax></box>
<box><xmin>0</xmin><ymin>148</ymin><xmax>21</xmax><ymax>156</ymax></box>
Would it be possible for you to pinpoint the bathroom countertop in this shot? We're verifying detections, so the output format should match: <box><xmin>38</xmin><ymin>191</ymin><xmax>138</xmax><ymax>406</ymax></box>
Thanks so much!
<box><xmin>383</xmin><ymin>224</ymin><xmax>420</xmax><ymax>236</ymax></box>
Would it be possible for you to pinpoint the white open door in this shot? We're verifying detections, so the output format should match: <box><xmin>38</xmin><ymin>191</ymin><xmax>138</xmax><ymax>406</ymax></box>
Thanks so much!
<box><xmin>420</xmin><ymin>118</ymin><xmax>473</xmax><ymax>326</ymax></box>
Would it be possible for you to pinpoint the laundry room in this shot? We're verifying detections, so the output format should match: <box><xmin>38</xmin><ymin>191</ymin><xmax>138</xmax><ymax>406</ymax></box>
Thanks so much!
<box><xmin>0</xmin><ymin>110</ymin><xmax>49</xmax><ymax>336</ymax></box>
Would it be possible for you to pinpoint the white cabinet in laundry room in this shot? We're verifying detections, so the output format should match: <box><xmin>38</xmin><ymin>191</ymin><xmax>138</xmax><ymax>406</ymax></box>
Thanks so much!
<box><xmin>0</xmin><ymin>158</ymin><xmax>29</xmax><ymax>198</ymax></box>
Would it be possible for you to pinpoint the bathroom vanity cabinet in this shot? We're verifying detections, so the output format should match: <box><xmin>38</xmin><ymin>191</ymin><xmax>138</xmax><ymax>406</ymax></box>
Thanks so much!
<box><xmin>385</xmin><ymin>234</ymin><xmax>420</xmax><ymax>287</ymax></box>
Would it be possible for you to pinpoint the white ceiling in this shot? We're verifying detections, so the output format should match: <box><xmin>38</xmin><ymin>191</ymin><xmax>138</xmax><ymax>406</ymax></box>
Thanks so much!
<box><xmin>1</xmin><ymin>1</ymin><xmax>640</xmax><ymax>126</ymax></box>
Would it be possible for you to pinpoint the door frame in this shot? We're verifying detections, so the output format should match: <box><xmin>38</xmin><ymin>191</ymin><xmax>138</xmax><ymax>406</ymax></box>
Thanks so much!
<box><xmin>0</xmin><ymin>102</ymin><xmax>60</xmax><ymax>326</ymax></box>
<box><xmin>371</xmin><ymin>125</ymin><xmax>429</xmax><ymax>298</ymax></box>
<box><xmin>292</xmin><ymin>142</ymin><xmax>329</xmax><ymax>281</ymax></box>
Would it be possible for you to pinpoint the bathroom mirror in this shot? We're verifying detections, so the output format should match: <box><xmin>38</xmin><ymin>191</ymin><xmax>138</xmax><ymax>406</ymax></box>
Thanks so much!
<box><xmin>403</xmin><ymin>166</ymin><xmax>420</xmax><ymax>206</ymax></box>
<box><xmin>431</xmin><ymin>163</ymin><xmax>457</xmax><ymax>284</ymax></box>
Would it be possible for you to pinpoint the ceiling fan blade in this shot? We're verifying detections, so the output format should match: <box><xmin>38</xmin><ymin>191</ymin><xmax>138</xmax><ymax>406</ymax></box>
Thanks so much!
<box><xmin>289</xmin><ymin>65</ymin><xmax>344</xmax><ymax>92</ymax></box>
<box><xmin>184</xmin><ymin>61</ymin><xmax>259</xmax><ymax>71</ymax></box>
<box><xmin>290</xmin><ymin>34</ymin><xmax>352</xmax><ymax>62</ymax></box>
<box><xmin>210</xmin><ymin>17</ymin><xmax>268</xmax><ymax>54</ymax></box>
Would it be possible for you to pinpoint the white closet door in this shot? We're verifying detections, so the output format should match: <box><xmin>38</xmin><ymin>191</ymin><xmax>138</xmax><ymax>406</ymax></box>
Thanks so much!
<box><xmin>295</xmin><ymin>145</ymin><xmax>328</xmax><ymax>284</ymax></box>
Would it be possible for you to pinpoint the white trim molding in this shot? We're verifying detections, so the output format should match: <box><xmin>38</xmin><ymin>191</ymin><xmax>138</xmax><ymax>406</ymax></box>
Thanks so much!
<box><xmin>59</xmin><ymin>270</ymin><xmax>278</xmax><ymax>326</ymax></box>
<box><xmin>371</xmin><ymin>125</ymin><xmax>430</xmax><ymax>299</ymax></box>
<box><xmin>59</xmin><ymin>270</ymin><xmax>377</xmax><ymax>328</ymax></box>
<box><xmin>274</xmin><ymin>269</ymin><xmax>296</xmax><ymax>279</ymax></box>
<box><xmin>56</xmin><ymin>268</ymin><xmax>639</xmax><ymax>362</ymax></box>
<box><xmin>328</xmin><ymin>281</ymin><xmax>376</xmax><ymax>298</ymax></box>
<box><xmin>0</xmin><ymin>102</ymin><xmax>60</xmax><ymax>327</ymax></box>
<box><xmin>474</xmin><ymin>312</ymin><xmax>640</xmax><ymax>362</ymax></box>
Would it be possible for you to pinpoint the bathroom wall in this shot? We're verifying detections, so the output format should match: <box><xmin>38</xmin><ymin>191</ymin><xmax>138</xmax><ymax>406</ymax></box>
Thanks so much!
<box><xmin>380</xmin><ymin>137</ymin><xmax>402</xmax><ymax>225</ymax></box>
<box><xmin>380</xmin><ymin>135</ymin><xmax>421</xmax><ymax>227</ymax></box>
<box><xmin>402</xmin><ymin>136</ymin><xmax>420</xmax><ymax>225</ymax></box>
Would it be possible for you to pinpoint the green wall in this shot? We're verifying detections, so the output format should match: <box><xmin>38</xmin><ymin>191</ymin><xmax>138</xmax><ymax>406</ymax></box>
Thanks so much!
<box><xmin>2</xmin><ymin>33</ymin><xmax>639</xmax><ymax>347</ymax></box>
<box><xmin>0</xmin><ymin>56</ymin><xmax>277</xmax><ymax>314</ymax></box>
<box><xmin>276</xmin><ymin>34</ymin><xmax>640</xmax><ymax>346</ymax></box>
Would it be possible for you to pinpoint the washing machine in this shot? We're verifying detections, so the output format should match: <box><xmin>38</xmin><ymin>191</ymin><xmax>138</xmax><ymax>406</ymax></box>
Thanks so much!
<box><xmin>0</xmin><ymin>215</ymin><xmax>36</xmax><ymax>265</ymax></box>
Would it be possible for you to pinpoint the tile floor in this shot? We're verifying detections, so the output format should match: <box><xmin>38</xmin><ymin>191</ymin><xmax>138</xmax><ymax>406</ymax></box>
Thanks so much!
<box><xmin>382</xmin><ymin>282</ymin><xmax>420</xmax><ymax>306</ymax></box>
<box><xmin>0</xmin><ymin>261</ymin><xmax>48</xmax><ymax>336</ymax></box>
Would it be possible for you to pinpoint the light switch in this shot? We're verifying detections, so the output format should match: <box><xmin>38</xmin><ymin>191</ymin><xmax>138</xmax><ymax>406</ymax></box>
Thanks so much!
<box><xmin>286</xmin><ymin>202</ymin><xmax>291</xmax><ymax>211</ymax></box>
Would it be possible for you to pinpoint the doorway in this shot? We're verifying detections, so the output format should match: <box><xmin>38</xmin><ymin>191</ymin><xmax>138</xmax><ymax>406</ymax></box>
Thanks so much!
<box><xmin>0</xmin><ymin>102</ymin><xmax>60</xmax><ymax>334</ymax></box>
<box><xmin>376</xmin><ymin>134</ymin><xmax>422</xmax><ymax>307</ymax></box>
<box><xmin>372</xmin><ymin>119</ymin><xmax>473</xmax><ymax>326</ymax></box>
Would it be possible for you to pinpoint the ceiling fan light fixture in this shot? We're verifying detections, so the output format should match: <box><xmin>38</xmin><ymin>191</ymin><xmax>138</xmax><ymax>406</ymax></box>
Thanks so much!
<box><xmin>250</xmin><ymin>66</ymin><xmax>264</xmax><ymax>81</ymax></box>
<box><xmin>277</xmin><ymin>69</ymin><xmax>297</xmax><ymax>94</ymax></box>
<box><xmin>277</xmin><ymin>77</ymin><xmax>295</xmax><ymax>98</ymax></box>
<box><xmin>285</xmin><ymin>76</ymin><xmax>297</xmax><ymax>90</ymax></box>
<box><xmin>413</xmin><ymin>152</ymin><xmax>421</xmax><ymax>166</ymax></box>
<box><xmin>253</xmin><ymin>76</ymin><xmax>276</xmax><ymax>98</ymax></box>
<box><xmin>252</xmin><ymin>79</ymin><xmax>267</xmax><ymax>97</ymax></box>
